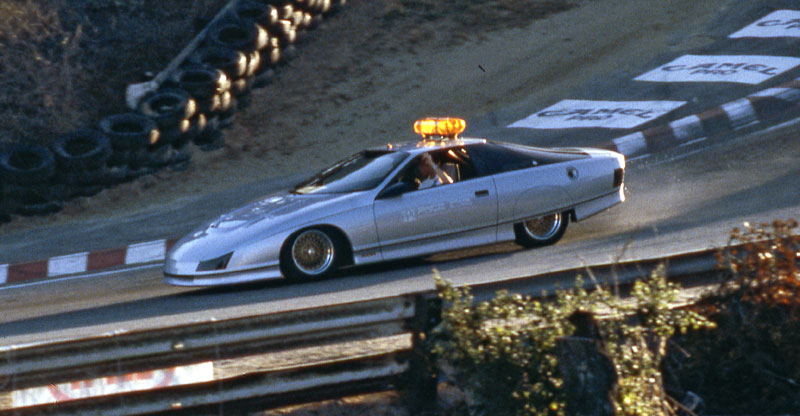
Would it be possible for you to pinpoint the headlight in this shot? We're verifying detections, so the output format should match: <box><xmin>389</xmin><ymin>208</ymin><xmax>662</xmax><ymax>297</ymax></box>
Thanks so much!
<box><xmin>196</xmin><ymin>252</ymin><xmax>233</xmax><ymax>272</ymax></box>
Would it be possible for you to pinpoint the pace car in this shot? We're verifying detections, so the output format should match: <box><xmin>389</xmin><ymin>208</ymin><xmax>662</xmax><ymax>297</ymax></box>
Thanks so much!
<box><xmin>164</xmin><ymin>117</ymin><xmax>625</xmax><ymax>286</ymax></box>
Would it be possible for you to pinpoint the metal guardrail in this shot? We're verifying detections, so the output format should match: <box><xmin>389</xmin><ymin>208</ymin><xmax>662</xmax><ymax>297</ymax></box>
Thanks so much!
<box><xmin>0</xmin><ymin>247</ymin><xmax>728</xmax><ymax>415</ymax></box>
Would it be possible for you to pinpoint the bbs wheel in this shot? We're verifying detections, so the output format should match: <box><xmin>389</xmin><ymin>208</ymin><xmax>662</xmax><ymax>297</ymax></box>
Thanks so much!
<box><xmin>282</xmin><ymin>228</ymin><xmax>343</xmax><ymax>281</ymax></box>
<box><xmin>514</xmin><ymin>212</ymin><xmax>569</xmax><ymax>248</ymax></box>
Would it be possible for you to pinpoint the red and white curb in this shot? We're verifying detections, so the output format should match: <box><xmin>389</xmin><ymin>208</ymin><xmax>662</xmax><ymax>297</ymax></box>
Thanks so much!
<box><xmin>603</xmin><ymin>79</ymin><xmax>800</xmax><ymax>157</ymax></box>
<box><xmin>0</xmin><ymin>239</ymin><xmax>176</xmax><ymax>285</ymax></box>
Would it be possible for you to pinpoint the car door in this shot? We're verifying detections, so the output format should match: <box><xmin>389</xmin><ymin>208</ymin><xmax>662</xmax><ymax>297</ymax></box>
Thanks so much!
<box><xmin>373</xmin><ymin>149</ymin><xmax>498</xmax><ymax>261</ymax></box>
<box><xmin>492</xmin><ymin>164</ymin><xmax>575</xmax><ymax>225</ymax></box>
<box><xmin>468</xmin><ymin>142</ymin><xmax>578</xmax><ymax>227</ymax></box>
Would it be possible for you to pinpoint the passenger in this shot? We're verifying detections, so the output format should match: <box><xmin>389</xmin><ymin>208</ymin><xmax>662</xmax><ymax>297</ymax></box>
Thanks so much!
<box><xmin>415</xmin><ymin>153</ymin><xmax>452</xmax><ymax>189</ymax></box>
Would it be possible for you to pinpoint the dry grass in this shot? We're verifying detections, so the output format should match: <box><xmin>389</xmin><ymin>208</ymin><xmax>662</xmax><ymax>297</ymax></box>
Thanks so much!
<box><xmin>0</xmin><ymin>0</ymin><xmax>86</xmax><ymax>145</ymax></box>
<box><xmin>0</xmin><ymin>0</ymin><xmax>226</xmax><ymax>146</ymax></box>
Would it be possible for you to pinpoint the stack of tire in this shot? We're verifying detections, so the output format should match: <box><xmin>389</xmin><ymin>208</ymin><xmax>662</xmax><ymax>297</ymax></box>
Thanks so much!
<box><xmin>0</xmin><ymin>0</ymin><xmax>349</xmax><ymax>223</ymax></box>
<box><xmin>0</xmin><ymin>143</ymin><xmax>61</xmax><ymax>217</ymax></box>
<box><xmin>51</xmin><ymin>129</ymin><xmax>113</xmax><ymax>198</ymax></box>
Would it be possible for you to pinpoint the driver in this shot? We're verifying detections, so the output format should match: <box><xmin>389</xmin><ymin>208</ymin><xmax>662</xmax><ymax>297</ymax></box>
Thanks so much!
<box><xmin>415</xmin><ymin>153</ymin><xmax>452</xmax><ymax>189</ymax></box>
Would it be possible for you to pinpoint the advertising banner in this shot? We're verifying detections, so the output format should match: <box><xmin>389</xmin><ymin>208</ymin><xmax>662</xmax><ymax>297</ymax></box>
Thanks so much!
<box><xmin>12</xmin><ymin>362</ymin><xmax>214</xmax><ymax>407</ymax></box>
<box><xmin>508</xmin><ymin>99</ymin><xmax>686</xmax><ymax>129</ymax></box>
<box><xmin>634</xmin><ymin>55</ymin><xmax>800</xmax><ymax>85</ymax></box>
<box><xmin>730</xmin><ymin>10</ymin><xmax>800</xmax><ymax>38</ymax></box>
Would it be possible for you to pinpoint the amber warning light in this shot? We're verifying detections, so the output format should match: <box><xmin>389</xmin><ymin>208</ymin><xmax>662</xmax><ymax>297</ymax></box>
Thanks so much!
<box><xmin>414</xmin><ymin>117</ymin><xmax>466</xmax><ymax>139</ymax></box>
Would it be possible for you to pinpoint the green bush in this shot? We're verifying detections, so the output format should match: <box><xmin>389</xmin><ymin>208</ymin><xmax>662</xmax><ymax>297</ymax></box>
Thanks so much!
<box><xmin>432</xmin><ymin>275</ymin><xmax>572</xmax><ymax>415</ymax></box>
<box><xmin>432</xmin><ymin>265</ymin><xmax>713</xmax><ymax>416</ymax></box>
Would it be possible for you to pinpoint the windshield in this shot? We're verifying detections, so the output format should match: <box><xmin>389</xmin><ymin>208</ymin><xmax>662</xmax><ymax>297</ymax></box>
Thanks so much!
<box><xmin>292</xmin><ymin>150</ymin><xmax>408</xmax><ymax>194</ymax></box>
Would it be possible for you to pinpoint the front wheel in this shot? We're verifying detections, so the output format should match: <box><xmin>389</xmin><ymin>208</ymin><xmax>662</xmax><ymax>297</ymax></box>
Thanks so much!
<box><xmin>514</xmin><ymin>212</ymin><xmax>569</xmax><ymax>248</ymax></box>
<box><xmin>281</xmin><ymin>228</ymin><xmax>341</xmax><ymax>282</ymax></box>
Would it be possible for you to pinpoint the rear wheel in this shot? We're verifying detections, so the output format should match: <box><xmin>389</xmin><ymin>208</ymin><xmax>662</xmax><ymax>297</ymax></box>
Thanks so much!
<box><xmin>281</xmin><ymin>228</ymin><xmax>343</xmax><ymax>281</ymax></box>
<box><xmin>514</xmin><ymin>212</ymin><xmax>569</xmax><ymax>248</ymax></box>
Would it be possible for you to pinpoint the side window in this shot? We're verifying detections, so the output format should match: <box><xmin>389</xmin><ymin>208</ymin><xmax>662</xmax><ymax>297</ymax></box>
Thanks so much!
<box><xmin>434</xmin><ymin>147</ymin><xmax>477</xmax><ymax>182</ymax></box>
<box><xmin>387</xmin><ymin>148</ymin><xmax>478</xmax><ymax>192</ymax></box>
<box><xmin>467</xmin><ymin>143</ymin><xmax>537</xmax><ymax>175</ymax></box>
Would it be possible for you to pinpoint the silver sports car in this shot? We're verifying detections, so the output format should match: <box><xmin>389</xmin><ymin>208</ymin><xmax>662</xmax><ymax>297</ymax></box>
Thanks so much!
<box><xmin>164</xmin><ymin>118</ymin><xmax>625</xmax><ymax>286</ymax></box>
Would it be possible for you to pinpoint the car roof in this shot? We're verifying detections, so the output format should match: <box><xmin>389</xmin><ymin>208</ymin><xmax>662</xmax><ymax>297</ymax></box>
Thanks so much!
<box><xmin>371</xmin><ymin>137</ymin><xmax>487</xmax><ymax>154</ymax></box>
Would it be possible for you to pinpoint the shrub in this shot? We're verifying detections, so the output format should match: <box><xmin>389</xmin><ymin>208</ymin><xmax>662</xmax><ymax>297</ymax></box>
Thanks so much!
<box><xmin>671</xmin><ymin>219</ymin><xmax>800</xmax><ymax>413</ymax></box>
<box><xmin>432</xmin><ymin>275</ymin><xmax>572</xmax><ymax>415</ymax></box>
<box><xmin>432</xmin><ymin>265</ymin><xmax>713</xmax><ymax>416</ymax></box>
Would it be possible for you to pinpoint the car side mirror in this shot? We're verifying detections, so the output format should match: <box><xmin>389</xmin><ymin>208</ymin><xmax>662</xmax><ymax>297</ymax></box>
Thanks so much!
<box><xmin>378</xmin><ymin>181</ymin><xmax>415</xmax><ymax>199</ymax></box>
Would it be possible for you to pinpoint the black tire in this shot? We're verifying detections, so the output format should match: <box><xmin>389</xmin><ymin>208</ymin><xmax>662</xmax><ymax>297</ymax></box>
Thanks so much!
<box><xmin>0</xmin><ymin>143</ymin><xmax>56</xmax><ymax>186</ymax></box>
<box><xmin>194</xmin><ymin>128</ymin><xmax>225</xmax><ymax>151</ymax></box>
<box><xmin>280</xmin><ymin>228</ymin><xmax>346</xmax><ymax>282</ymax></box>
<box><xmin>123</xmin><ymin>166</ymin><xmax>156</xmax><ymax>181</ymax></box>
<box><xmin>195</xmin><ymin>93</ymin><xmax>223</xmax><ymax>115</ymax></box>
<box><xmin>144</xmin><ymin>144</ymin><xmax>172</xmax><ymax>169</ymax></box>
<box><xmin>181</xmin><ymin>113</ymin><xmax>209</xmax><ymax>147</ymax></box>
<box><xmin>158</xmin><ymin>119</ymin><xmax>192</xmax><ymax>148</ymax></box>
<box><xmin>3</xmin><ymin>184</ymin><xmax>62</xmax><ymax>216</ymax></box>
<box><xmin>235</xmin><ymin>0</ymin><xmax>279</xmax><ymax>29</ymax></box>
<box><xmin>51</xmin><ymin>129</ymin><xmax>111</xmax><ymax>172</ymax></box>
<box><xmin>321</xmin><ymin>0</ymin><xmax>333</xmax><ymax>14</ymax></box>
<box><xmin>282</xmin><ymin>24</ymin><xmax>297</xmax><ymax>46</ymax></box>
<box><xmin>514</xmin><ymin>212</ymin><xmax>569</xmax><ymax>248</ymax></box>
<box><xmin>277</xmin><ymin>3</ymin><xmax>294</xmax><ymax>20</ymax></box>
<box><xmin>262</xmin><ymin>44</ymin><xmax>281</xmax><ymax>67</ymax></box>
<box><xmin>244</xmin><ymin>49</ymin><xmax>261</xmax><ymax>77</ymax></box>
<box><xmin>58</xmin><ymin>165</ymin><xmax>109</xmax><ymax>187</ymax></box>
<box><xmin>0</xmin><ymin>185</ymin><xmax>9</xmax><ymax>223</ymax></box>
<box><xmin>8</xmin><ymin>199</ymin><xmax>62</xmax><ymax>217</ymax></box>
<box><xmin>176</xmin><ymin>65</ymin><xmax>230</xmax><ymax>101</ymax></box>
<box><xmin>189</xmin><ymin>46</ymin><xmax>248</xmax><ymax>80</ymax></box>
<box><xmin>299</xmin><ymin>11</ymin><xmax>313</xmax><ymax>29</ymax></box>
<box><xmin>207</xmin><ymin>20</ymin><xmax>266</xmax><ymax>53</ymax></box>
<box><xmin>106</xmin><ymin>148</ymin><xmax>148</xmax><ymax>169</ymax></box>
<box><xmin>167</xmin><ymin>143</ymin><xmax>193</xmax><ymax>170</ymax></box>
<box><xmin>138</xmin><ymin>88</ymin><xmax>197</xmax><ymax>129</ymax></box>
<box><xmin>104</xmin><ymin>166</ymin><xmax>131</xmax><ymax>185</ymax></box>
<box><xmin>217</xmin><ymin>92</ymin><xmax>236</xmax><ymax>129</ymax></box>
<box><xmin>99</xmin><ymin>113</ymin><xmax>159</xmax><ymax>151</ymax></box>
<box><xmin>230</xmin><ymin>76</ymin><xmax>253</xmax><ymax>97</ymax></box>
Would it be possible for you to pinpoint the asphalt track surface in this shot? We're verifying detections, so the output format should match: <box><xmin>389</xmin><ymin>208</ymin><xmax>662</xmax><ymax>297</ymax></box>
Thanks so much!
<box><xmin>1</xmin><ymin>0</ymin><xmax>800</xmax><ymax>348</ymax></box>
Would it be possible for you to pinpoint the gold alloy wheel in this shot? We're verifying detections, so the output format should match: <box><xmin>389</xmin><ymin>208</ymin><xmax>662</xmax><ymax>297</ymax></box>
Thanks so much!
<box><xmin>291</xmin><ymin>229</ymin><xmax>335</xmax><ymax>275</ymax></box>
<box><xmin>522</xmin><ymin>213</ymin><xmax>562</xmax><ymax>241</ymax></box>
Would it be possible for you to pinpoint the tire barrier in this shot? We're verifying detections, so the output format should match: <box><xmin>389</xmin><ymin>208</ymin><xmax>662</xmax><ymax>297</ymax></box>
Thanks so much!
<box><xmin>50</xmin><ymin>129</ymin><xmax>113</xmax><ymax>199</ymax></box>
<box><xmin>0</xmin><ymin>0</ymin><xmax>348</xmax><ymax>222</ymax></box>
<box><xmin>0</xmin><ymin>143</ymin><xmax>62</xmax><ymax>216</ymax></box>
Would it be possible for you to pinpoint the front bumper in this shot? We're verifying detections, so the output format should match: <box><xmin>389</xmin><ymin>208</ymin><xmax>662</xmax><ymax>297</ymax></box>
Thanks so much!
<box><xmin>164</xmin><ymin>265</ymin><xmax>283</xmax><ymax>286</ymax></box>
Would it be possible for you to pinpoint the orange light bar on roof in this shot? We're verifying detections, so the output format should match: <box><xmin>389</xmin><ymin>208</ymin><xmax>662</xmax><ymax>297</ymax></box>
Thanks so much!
<box><xmin>413</xmin><ymin>117</ymin><xmax>466</xmax><ymax>138</ymax></box>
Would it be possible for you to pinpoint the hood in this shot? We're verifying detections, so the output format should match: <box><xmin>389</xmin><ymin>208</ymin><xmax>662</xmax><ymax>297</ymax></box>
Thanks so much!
<box><xmin>199</xmin><ymin>191</ymin><xmax>362</xmax><ymax>237</ymax></box>
<box><xmin>168</xmin><ymin>191</ymin><xmax>365</xmax><ymax>264</ymax></box>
